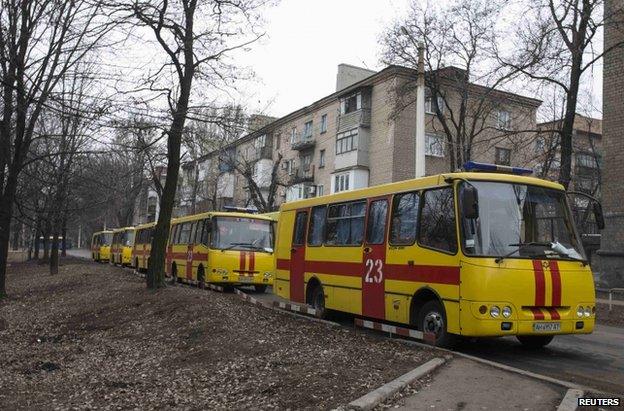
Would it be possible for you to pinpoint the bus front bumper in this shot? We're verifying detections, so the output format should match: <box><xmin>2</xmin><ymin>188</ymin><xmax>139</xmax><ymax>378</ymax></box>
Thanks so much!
<box><xmin>460</xmin><ymin>318</ymin><xmax>595</xmax><ymax>337</ymax></box>
<box><xmin>207</xmin><ymin>271</ymin><xmax>274</xmax><ymax>286</ymax></box>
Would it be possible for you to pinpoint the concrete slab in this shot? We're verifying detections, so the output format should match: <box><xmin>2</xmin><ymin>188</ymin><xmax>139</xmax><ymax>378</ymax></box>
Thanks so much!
<box><xmin>396</xmin><ymin>357</ymin><xmax>564</xmax><ymax>411</ymax></box>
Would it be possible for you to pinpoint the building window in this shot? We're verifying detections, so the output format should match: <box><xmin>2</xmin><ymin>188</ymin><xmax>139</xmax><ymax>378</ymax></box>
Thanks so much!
<box><xmin>425</xmin><ymin>133</ymin><xmax>445</xmax><ymax>157</ymax></box>
<box><xmin>317</xmin><ymin>184</ymin><xmax>324</xmax><ymax>196</ymax></box>
<box><xmin>336</xmin><ymin>129</ymin><xmax>358</xmax><ymax>154</ymax></box>
<box><xmin>290</xmin><ymin>127</ymin><xmax>297</xmax><ymax>144</ymax></box>
<box><xmin>497</xmin><ymin>110</ymin><xmax>512</xmax><ymax>130</ymax></box>
<box><xmin>319</xmin><ymin>149</ymin><xmax>326</xmax><ymax>168</ymax></box>
<box><xmin>320</xmin><ymin>114</ymin><xmax>328</xmax><ymax>133</ymax></box>
<box><xmin>303</xmin><ymin>121</ymin><xmax>313</xmax><ymax>138</ymax></box>
<box><xmin>302</xmin><ymin>153</ymin><xmax>312</xmax><ymax>170</ymax></box>
<box><xmin>425</xmin><ymin>89</ymin><xmax>445</xmax><ymax>115</ymax></box>
<box><xmin>255</xmin><ymin>134</ymin><xmax>266</xmax><ymax>149</ymax></box>
<box><xmin>334</xmin><ymin>173</ymin><xmax>350</xmax><ymax>193</ymax></box>
<box><xmin>287</xmin><ymin>159</ymin><xmax>295</xmax><ymax>175</ymax></box>
<box><xmin>341</xmin><ymin>93</ymin><xmax>361</xmax><ymax>114</ymax></box>
<box><xmin>576</xmin><ymin>153</ymin><xmax>598</xmax><ymax>169</ymax></box>
<box><xmin>495</xmin><ymin>147</ymin><xmax>511</xmax><ymax>166</ymax></box>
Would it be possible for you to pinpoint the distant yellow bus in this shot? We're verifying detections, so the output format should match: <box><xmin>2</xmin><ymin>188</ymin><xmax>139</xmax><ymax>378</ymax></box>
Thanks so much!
<box><xmin>167</xmin><ymin>212</ymin><xmax>275</xmax><ymax>292</ymax></box>
<box><xmin>91</xmin><ymin>230</ymin><xmax>113</xmax><ymax>262</ymax></box>
<box><xmin>111</xmin><ymin>227</ymin><xmax>135</xmax><ymax>266</ymax></box>
<box><xmin>133</xmin><ymin>222</ymin><xmax>155</xmax><ymax>272</ymax></box>
<box><xmin>274</xmin><ymin>163</ymin><xmax>599</xmax><ymax>348</ymax></box>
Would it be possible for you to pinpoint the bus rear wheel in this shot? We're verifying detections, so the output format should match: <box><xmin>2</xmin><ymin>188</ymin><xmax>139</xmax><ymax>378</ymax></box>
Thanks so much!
<box><xmin>254</xmin><ymin>284</ymin><xmax>267</xmax><ymax>293</ymax></box>
<box><xmin>418</xmin><ymin>300</ymin><xmax>455</xmax><ymax>348</ymax></box>
<box><xmin>517</xmin><ymin>335</ymin><xmax>554</xmax><ymax>349</ymax></box>
<box><xmin>197</xmin><ymin>266</ymin><xmax>205</xmax><ymax>289</ymax></box>
<box><xmin>310</xmin><ymin>285</ymin><xmax>327</xmax><ymax>319</ymax></box>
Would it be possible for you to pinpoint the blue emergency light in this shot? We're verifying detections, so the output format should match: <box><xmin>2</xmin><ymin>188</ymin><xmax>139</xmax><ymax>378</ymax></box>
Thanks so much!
<box><xmin>462</xmin><ymin>161</ymin><xmax>533</xmax><ymax>176</ymax></box>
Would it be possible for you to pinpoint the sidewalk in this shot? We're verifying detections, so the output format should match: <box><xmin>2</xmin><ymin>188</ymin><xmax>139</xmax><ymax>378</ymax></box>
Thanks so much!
<box><xmin>393</xmin><ymin>357</ymin><xmax>565</xmax><ymax>410</ymax></box>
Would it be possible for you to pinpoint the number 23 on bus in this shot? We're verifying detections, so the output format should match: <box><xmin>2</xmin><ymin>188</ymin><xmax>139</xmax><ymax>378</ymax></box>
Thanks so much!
<box><xmin>274</xmin><ymin>166</ymin><xmax>602</xmax><ymax>348</ymax></box>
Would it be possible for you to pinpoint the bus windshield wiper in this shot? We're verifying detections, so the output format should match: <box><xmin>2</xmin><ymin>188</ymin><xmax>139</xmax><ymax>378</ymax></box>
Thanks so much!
<box><xmin>221</xmin><ymin>242</ymin><xmax>253</xmax><ymax>251</ymax></box>
<box><xmin>495</xmin><ymin>242</ymin><xmax>552</xmax><ymax>263</ymax></box>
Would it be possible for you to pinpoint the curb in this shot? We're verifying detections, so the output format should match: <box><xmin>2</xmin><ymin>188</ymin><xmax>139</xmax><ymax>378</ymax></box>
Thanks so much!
<box><xmin>354</xmin><ymin>318</ymin><xmax>437</xmax><ymax>345</ymax></box>
<box><xmin>273</xmin><ymin>300</ymin><xmax>317</xmax><ymax>316</ymax></box>
<box><xmin>347</xmin><ymin>357</ymin><xmax>447</xmax><ymax>410</ymax></box>
<box><xmin>557</xmin><ymin>389</ymin><xmax>583</xmax><ymax>411</ymax></box>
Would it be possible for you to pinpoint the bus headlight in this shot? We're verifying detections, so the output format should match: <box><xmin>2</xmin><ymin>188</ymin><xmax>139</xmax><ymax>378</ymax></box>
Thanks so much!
<box><xmin>502</xmin><ymin>306</ymin><xmax>512</xmax><ymax>318</ymax></box>
<box><xmin>490</xmin><ymin>306</ymin><xmax>500</xmax><ymax>318</ymax></box>
<box><xmin>576</xmin><ymin>306</ymin><xmax>584</xmax><ymax>318</ymax></box>
<box><xmin>584</xmin><ymin>306</ymin><xmax>591</xmax><ymax>317</ymax></box>
<box><xmin>263</xmin><ymin>271</ymin><xmax>273</xmax><ymax>279</ymax></box>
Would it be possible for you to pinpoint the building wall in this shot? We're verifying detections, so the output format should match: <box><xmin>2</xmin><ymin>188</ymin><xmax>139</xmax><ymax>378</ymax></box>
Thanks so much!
<box><xmin>596</xmin><ymin>0</ymin><xmax>624</xmax><ymax>287</ymax></box>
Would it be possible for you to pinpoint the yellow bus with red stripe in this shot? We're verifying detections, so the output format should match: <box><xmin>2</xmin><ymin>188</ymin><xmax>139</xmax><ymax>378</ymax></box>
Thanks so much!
<box><xmin>91</xmin><ymin>230</ymin><xmax>113</xmax><ymax>262</ymax></box>
<box><xmin>166</xmin><ymin>212</ymin><xmax>274</xmax><ymax>291</ymax></box>
<box><xmin>133</xmin><ymin>222</ymin><xmax>155</xmax><ymax>272</ymax></box>
<box><xmin>274</xmin><ymin>163</ymin><xmax>598</xmax><ymax>348</ymax></box>
<box><xmin>111</xmin><ymin>227</ymin><xmax>135</xmax><ymax>266</ymax></box>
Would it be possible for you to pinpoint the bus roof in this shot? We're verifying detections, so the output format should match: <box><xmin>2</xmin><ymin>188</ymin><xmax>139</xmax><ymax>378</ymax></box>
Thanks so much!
<box><xmin>111</xmin><ymin>226</ymin><xmax>135</xmax><ymax>233</ymax></box>
<box><xmin>134</xmin><ymin>222</ymin><xmax>156</xmax><ymax>230</ymax></box>
<box><xmin>279</xmin><ymin>172</ymin><xmax>564</xmax><ymax>211</ymax></box>
<box><xmin>92</xmin><ymin>230</ymin><xmax>113</xmax><ymax>236</ymax></box>
<box><xmin>172</xmin><ymin>211</ymin><xmax>274</xmax><ymax>225</ymax></box>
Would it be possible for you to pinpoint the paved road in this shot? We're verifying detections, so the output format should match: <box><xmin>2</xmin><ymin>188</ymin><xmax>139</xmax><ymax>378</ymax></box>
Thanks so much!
<box><xmin>66</xmin><ymin>248</ymin><xmax>92</xmax><ymax>259</ymax></box>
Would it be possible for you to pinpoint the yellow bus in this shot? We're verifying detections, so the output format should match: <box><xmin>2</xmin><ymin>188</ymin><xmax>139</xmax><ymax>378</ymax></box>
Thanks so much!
<box><xmin>91</xmin><ymin>230</ymin><xmax>113</xmax><ymax>262</ymax></box>
<box><xmin>133</xmin><ymin>222</ymin><xmax>155</xmax><ymax>272</ymax></box>
<box><xmin>111</xmin><ymin>227</ymin><xmax>135</xmax><ymax>266</ymax></box>
<box><xmin>274</xmin><ymin>163</ymin><xmax>601</xmax><ymax>348</ymax></box>
<box><xmin>167</xmin><ymin>211</ymin><xmax>275</xmax><ymax>292</ymax></box>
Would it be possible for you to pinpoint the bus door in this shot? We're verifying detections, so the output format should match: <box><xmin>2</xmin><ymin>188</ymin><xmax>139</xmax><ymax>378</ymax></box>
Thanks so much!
<box><xmin>362</xmin><ymin>197</ymin><xmax>390</xmax><ymax>319</ymax></box>
<box><xmin>290</xmin><ymin>210</ymin><xmax>309</xmax><ymax>303</ymax></box>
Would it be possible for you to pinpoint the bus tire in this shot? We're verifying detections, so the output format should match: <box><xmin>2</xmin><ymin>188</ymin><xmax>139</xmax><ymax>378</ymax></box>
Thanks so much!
<box><xmin>135</xmin><ymin>258</ymin><xmax>139</xmax><ymax>272</ymax></box>
<box><xmin>310</xmin><ymin>284</ymin><xmax>327</xmax><ymax>319</ymax></box>
<box><xmin>418</xmin><ymin>300</ymin><xmax>455</xmax><ymax>348</ymax></box>
<box><xmin>197</xmin><ymin>266</ymin><xmax>205</xmax><ymax>289</ymax></box>
<box><xmin>517</xmin><ymin>335</ymin><xmax>554</xmax><ymax>349</ymax></box>
<box><xmin>254</xmin><ymin>284</ymin><xmax>267</xmax><ymax>293</ymax></box>
<box><xmin>169</xmin><ymin>263</ymin><xmax>177</xmax><ymax>285</ymax></box>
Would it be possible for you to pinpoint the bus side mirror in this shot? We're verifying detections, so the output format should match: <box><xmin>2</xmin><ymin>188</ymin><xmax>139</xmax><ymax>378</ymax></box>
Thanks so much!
<box><xmin>593</xmin><ymin>202</ymin><xmax>605</xmax><ymax>230</ymax></box>
<box><xmin>461</xmin><ymin>185</ymin><xmax>479</xmax><ymax>219</ymax></box>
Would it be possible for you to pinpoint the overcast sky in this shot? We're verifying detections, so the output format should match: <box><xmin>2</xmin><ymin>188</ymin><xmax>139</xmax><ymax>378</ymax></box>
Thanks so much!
<box><xmin>235</xmin><ymin>0</ymin><xmax>603</xmax><ymax>120</ymax></box>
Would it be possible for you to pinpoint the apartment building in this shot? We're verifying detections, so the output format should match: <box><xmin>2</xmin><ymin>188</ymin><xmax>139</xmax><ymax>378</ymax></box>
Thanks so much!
<box><xmin>181</xmin><ymin>64</ymin><xmax>542</xmax><ymax>212</ymax></box>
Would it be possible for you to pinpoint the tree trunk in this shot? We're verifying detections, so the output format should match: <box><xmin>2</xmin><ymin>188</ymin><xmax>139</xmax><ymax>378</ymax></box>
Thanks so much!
<box><xmin>61</xmin><ymin>219</ymin><xmax>67</xmax><ymax>257</ymax></box>
<box><xmin>11</xmin><ymin>220</ymin><xmax>20</xmax><ymax>251</ymax></box>
<box><xmin>50</xmin><ymin>232</ymin><xmax>60</xmax><ymax>275</ymax></box>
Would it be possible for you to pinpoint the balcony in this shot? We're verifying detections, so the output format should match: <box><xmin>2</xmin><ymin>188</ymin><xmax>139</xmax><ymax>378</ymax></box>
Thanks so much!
<box><xmin>337</xmin><ymin>108</ymin><xmax>371</xmax><ymax>133</ymax></box>
<box><xmin>291</xmin><ymin>133</ymin><xmax>316</xmax><ymax>151</ymax></box>
<box><xmin>291</xmin><ymin>164</ymin><xmax>315</xmax><ymax>184</ymax></box>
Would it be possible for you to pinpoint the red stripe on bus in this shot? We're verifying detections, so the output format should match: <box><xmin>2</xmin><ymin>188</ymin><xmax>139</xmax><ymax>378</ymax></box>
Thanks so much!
<box><xmin>546</xmin><ymin>307</ymin><xmax>560</xmax><ymax>320</ymax></box>
<box><xmin>275</xmin><ymin>259</ymin><xmax>460</xmax><ymax>285</ymax></box>
<box><xmin>550</xmin><ymin>261</ymin><xmax>561</xmax><ymax>306</ymax></box>
<box><xmin>239</xmin><ymin>251</ymin><xmax>246</xmax><ymax>271</ymax></box>
<box><xmin>531</xmin><ymin>307</ymin><xmax>545</xmax><ymax>320</ymax></box>
<box><xmin>249</xmin><ymin>252</ymin><xmax>255</xmax><ymax>272</ymax></box>
<box><xmin>532</xmin><ymin>260</ymin><xmax>545</xmax><ymax>306</ymax></box>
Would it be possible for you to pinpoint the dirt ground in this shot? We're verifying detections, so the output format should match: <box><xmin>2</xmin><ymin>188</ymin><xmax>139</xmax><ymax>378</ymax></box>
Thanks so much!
<box><xmin>596</xmin><ymin>303</ymin><xmax>624</xmax><ymax>328</ymax></box>
<box><xmin>0</xmin><ymin>258</ymin><xmax>435</xmax><ymax>410</ymax></box>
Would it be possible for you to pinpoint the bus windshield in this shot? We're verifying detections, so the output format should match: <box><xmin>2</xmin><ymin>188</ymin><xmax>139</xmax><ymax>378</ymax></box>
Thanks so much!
<box><xmin>211</xmin><ymin>217</ymin><xmax>273</xmax><ymax>252</ymax></box>
<box><xmin>124</xmin><ymin>231</ymin><xmax>135</xmax><ymax>246</ymax></box>
<box><xmin>460</xmin><ymin>181</ymin><xmax>585</xmax><ymax>261</ymax></box>
<box><xmin>101</xmin><ymin>233</ymin><xmax>113</xmax><ymax>246</ymax></box>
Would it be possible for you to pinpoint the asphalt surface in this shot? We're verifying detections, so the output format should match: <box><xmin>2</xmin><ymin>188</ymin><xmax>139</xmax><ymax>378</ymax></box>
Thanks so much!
<box><xmin>66</xmin><ymin>250</ymin><xmax>624</xmax><ymax>394</ymax></box>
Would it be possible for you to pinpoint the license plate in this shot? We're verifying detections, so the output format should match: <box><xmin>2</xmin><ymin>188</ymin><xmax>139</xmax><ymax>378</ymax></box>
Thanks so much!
<box><xmin>533</xmin><ymin>322</ymin><xmax>560</xmax><ymax>332</ymax></box>
<box><xmin>239</xmin><ymin>276</ymin><xmax>253</xmax><ymax>283</ymax></box>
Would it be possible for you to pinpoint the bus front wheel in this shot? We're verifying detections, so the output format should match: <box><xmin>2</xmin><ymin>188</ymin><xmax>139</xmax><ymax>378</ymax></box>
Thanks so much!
<box><xmin>517</xmin><ymin>335</ymin><xmax>554</xmax><ymax>349</ymax></box>
<box><xmin>197</xmin><ymin>266</ymin><xmax>205</xmax><ymax>289</ymax></box>
<box><xmin>254</xmin><ymin>284</ymin><xmax>267</xmax><ymax>293</ymax></box>
<box><xmin>418</xmin><ymin>300</ymin><xmax>455</xmax><ymax>348</ymax></box>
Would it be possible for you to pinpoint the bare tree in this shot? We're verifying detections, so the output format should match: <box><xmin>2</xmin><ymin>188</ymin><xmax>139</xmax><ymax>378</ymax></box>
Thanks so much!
<box><xmin>0</xmin><ymin>0</ymin><xmax>114</xmax><ymax>296</ymax></box>
<box><xmin>381</xmin><ymin>0</ymin><xmax>536</xmax><ymax>171</ymax></box>
<box><xmin>495</xmin><ymin>0</ymin><xmax>624</xmax><ymax>188</ymax></box>
<box><xmin>124</xmin><ymin>0</ymin><xmax>268</xmax><ymax>289</ymax></box>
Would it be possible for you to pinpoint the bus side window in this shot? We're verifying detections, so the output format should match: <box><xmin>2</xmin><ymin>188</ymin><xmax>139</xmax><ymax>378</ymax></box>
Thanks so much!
<box><xmin>308</xmin><ymin>206</ymin><xmax>326</xmax><ymax>246</ymax></box>
<box><xmin>179</xmin><ymin>223</ymin><xmax>191</xmax><ymax>244</ymax></box>
<box><xmin>325</xmin><ymin>201</ymin><xmax>365</xmax><ymax>246</ymax></box>
<box><xmin>366</xmin><ymin>200</ymin><xmax>388</xmax><ymax>244</ymax></box>
<box><xmin>418</xmin><ymin>187</ymin><xmax>457</xmax><ymax>253</ymax></box>
<box><xmin>390</xmin><ymin>192</ymin><xmax>419</xmax><ymax>245</ymax></box>
<box><xmin>189</xmin><ymin>222</ymin><xmax>197</xmax><ymax>244</ymax></box>
<box><xmin>293</xmin><ymin>211</ymin><xmax>308</xmax><ymax>245</ymax></box>
<box><xmin>200</xmin><ymin>219</ymin><xmax>211</xmax><ymax>246</ymax></box>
